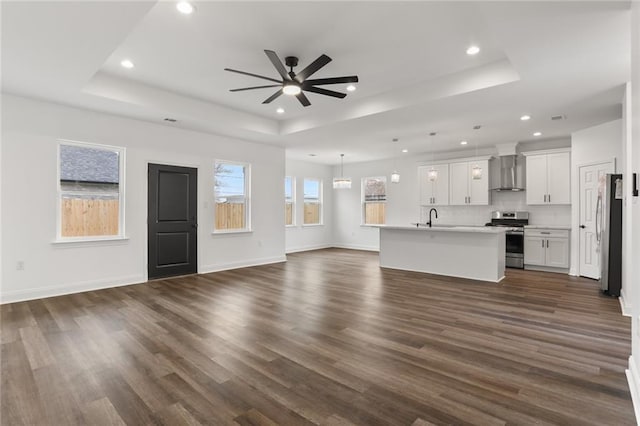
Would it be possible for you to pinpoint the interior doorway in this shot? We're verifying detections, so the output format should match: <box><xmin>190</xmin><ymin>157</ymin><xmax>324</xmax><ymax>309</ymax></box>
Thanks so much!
<box><xmin>148</xmin><ymin>163</ymin><xmax>198</xmax><ymax>280</ymax></box>
<box><xmin>578</xmin><ymin>161</ymin><xmax>613</xmax><ymax>279</ymax></box>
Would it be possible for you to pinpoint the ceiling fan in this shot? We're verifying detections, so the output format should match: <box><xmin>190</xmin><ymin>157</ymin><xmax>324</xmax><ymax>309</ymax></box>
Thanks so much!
<box><xmin>224</xmin><ymin>50</ymin><xmax>359</xmax><ymax>107</ymax></box>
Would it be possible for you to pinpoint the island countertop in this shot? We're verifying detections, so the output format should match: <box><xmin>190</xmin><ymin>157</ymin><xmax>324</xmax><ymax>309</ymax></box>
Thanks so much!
<box><xmin>376</xmin><ymin>224</ymin><xmax>505</xmax><ymax>234</ymax></box>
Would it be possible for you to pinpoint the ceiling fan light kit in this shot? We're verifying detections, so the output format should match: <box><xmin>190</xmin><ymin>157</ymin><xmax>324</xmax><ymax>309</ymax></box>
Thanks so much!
<box><xmin>225</xmin><ymin>50</ymin><xmax>359</xmax><ymax>107</ymax></box>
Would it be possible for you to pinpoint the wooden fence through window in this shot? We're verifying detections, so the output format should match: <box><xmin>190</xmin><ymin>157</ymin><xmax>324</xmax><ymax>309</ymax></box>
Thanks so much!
<box><xmin>61</xmin><ymin>198</ymin><xmax>119</xmax><ymax>237</ymax></box>
<box><xmin>215</xmin><ymin>203</ymin><xmax>245</xmax><ymax>230</ymax></box>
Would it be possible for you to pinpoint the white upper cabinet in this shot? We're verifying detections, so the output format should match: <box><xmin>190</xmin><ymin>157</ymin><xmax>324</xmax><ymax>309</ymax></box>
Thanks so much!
<box><xmin>449</xmin><ymin>159</ymin><xmax>489</xmax><ymax>205</ymax></box>
<box><xmin>524</xmin><ymin>149</ymin><xmax>570</xmax><ymax>205</ymax></box>
<box><xmin>419</xmin><ymin>164</ymin><xmax>449</xmax><ymax>206</ymax></box>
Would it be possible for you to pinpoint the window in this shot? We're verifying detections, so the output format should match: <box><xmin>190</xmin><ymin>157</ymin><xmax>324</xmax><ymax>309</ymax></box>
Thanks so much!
<box><xmin>303</xmin><ymin>178</ymin><xmax>322</xmax><ymax>225</ymax></box>
<box><xmin>214</xmin><ymin>160</ymin><xmax>250</xmax><ymax>231</ymax></box>
<box><xmin>285</xmin><ymin>176</ymin><xmax>295</xmax><ymax>226</ymax></box>
<box><xmin>58</xmin><ymin>140</ymin><xmax>124</xmax><ymax>240</ymax></box>
<box><xmin>363</xmin><ymin>176</ymin><xmax>386</xmax><ymax>225</ymax></box>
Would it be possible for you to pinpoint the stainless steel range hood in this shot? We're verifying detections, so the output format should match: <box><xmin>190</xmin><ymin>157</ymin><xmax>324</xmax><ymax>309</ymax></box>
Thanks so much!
<box><xmin>491</xmin><ymin>154</ymin><xmax>525</xmax><ymax>191</ymax></box>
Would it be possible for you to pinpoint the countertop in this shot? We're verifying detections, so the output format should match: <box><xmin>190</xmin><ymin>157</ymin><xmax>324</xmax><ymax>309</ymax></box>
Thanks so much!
<box><xmin>524</xmin><ymin>225</ymin><xmax>571</xmax><ymax>230</ymax></box>
<box><xmin>377</xmin><ymin>225</ymin><xmax>506</xmax><ymax>234</ymax></box>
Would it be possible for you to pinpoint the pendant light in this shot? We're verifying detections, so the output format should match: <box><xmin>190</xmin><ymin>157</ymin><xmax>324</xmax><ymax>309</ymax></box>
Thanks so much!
<box><xmin>472</xmin><ymin>139</ymin><xmax>483</xmax><ymax>180</ymax></box>
<box><xmin>333</xmin><ymin>154</ymin><xmax>352</xmax><ymax>189</ymax></box>
<box><xmin>390</xmin><ymin>138</ymin><xmax>400</xmax><ymax>183</ymax></box>
<box><xmin>428</xmin><ymin>133</ymin><xmax>438</xmax><ymax>181</ymax></box>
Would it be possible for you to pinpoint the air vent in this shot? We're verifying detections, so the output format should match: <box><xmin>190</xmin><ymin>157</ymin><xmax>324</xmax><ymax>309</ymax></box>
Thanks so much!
<box><xmin>551</xmin><ymin>115</ymin><xmax>566</xmax><ymax>121</ymax></box>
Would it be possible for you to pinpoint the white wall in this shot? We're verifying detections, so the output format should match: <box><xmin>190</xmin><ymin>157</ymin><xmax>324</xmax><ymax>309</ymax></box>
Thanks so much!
<box><xmin>570</xmin><ymin>119</ymin><xmax>623</xmax><ymax>276</ymax></box>
<box><xmin>1</xmin><ymin>94</ymin><xmax>285</xmax><ymax>303</ymax></box>
<box><xmin>285</xmin><ymin>159</ymin><xmax>334</xmax><ymax>253</ymax></box>
<box><xmin>627</xmin><ymin>3</ymin><xmax>640</xmax><ymax>422</ymax></box>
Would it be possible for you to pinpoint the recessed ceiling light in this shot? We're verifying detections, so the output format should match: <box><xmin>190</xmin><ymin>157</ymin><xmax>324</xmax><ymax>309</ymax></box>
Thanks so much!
<box><xmin>120</xmin><ymin>59</ymin><xmax>134</xmax><ymax>69</ymax></box>
<box><xmin>346</xmin><ymin>85</ymin><xmax>356</xmax><ymax>92</ymax></box>
<box><xmin>466</xmin><ymin>45</ymin><xmax>480</xmax><ymax>55</ymax></box>
<box><xmin>276</xmin><ymin>107</ymin><xmax>285</xmax><ymax>114</ymax></box>
<box><xmin>533</xmin><ymin>132</ymin><xmax>542</xmax><ymax>137</ymax></box>
<box><xmin>402</xmin><ymin>149</ymin><xmax>408</xmax><ymax>153</ymax></box>
<box><xmin>460</xmin><ymin>141</ymin><xmax>468</xmax><ymax>145</ymax></box>
<box><xmin>176</xmin><ymin>1</ymin><xmax>195</xmax><ymax>14</ymax></box>
<box><xmin>520</xmin><ymin>115</ymin><xmax>531</xmax><ymax>121</ymax></box>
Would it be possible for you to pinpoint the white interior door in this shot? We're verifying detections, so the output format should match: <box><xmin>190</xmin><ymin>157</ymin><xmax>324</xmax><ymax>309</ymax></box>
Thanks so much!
<box><xmin>579</xmin><ymin>161</ymin><xmax>613</xmax><ymax>279</ymax></box>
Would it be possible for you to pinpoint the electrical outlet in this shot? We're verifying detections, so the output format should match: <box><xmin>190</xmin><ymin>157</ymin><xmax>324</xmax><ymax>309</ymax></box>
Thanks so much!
<box><xmin>16</xmin><ymin>261</ymin><xmax>24</xmax><ymax>271</ymax></box>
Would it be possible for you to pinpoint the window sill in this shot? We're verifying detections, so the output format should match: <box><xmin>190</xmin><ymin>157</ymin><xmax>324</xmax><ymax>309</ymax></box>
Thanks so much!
<box><xmin>285</xmin><ymin>224</ymin><xmax>297</xmax><ymax>228</ymax></box>
<box><xmin>302</xmin><ymin>224</ymin><xmax>324</xmax><ymax>227</ymax></box>
<box><xmin>52</xmin><ymin>236</ymin><xmax>130</xmax><ymax>248</ymax></box>
<box><xmin>360</xmin><ymin>224</ymin><xmax>384</xmax><ymax>228</ymax></box>
<box><xmin>212</xmin><ymin>229</ymin><xmax>253</xmax><ymax>235</ymax></box>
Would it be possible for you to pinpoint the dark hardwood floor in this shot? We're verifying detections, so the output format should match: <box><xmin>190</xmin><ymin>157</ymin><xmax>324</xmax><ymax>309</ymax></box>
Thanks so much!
<box><xmin>1</xmin><ymin>248</ymin><xmax>634</xmax><ymax>425</ymax></box>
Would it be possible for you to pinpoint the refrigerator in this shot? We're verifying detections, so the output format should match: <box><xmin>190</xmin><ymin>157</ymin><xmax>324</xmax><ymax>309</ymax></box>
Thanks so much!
<box><xmin>597</xmin><ymin>174</ymin><xmax>623</xmax><ymax>296</ymax></box>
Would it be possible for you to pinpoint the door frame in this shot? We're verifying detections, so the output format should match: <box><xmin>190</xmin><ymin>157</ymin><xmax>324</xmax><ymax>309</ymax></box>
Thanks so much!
<box><xmin>577</xmin><ymin>158</ymin><xmax>615</xmax><ymax>278</ymax></box>
<box><xmin>145</xmin><ymin>160</ymin><xmax>200</xmax><ymax>281</ymax></box>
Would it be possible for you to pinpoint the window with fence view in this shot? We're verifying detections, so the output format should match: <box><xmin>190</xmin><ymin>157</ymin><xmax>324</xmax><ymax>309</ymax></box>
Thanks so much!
<box><xmin>363</xmin><ymin>176</ymin><xmax>386</xmax><ymax>225</ymax></box>
<box><xmin>303</xmin><ymin>178</ymin><xmax>321</xmax><ymax>225</ymax></box>
<box><xmin>285</xmin><ymin>176</ymin><xmax>294</xmax><ymax>226</ymax></box>
<box><xmin>215</xmin><ymin>161</ymin><xmax>250</xmax><ymax>231</ymax></box>
<box><xmin>58</xmin><ymin>141</ymin><xmax>123</xmax><ymax>238</ymax></box>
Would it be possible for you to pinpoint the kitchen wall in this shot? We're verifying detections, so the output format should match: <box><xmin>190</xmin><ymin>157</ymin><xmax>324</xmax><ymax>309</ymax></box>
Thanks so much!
<box><xmin>570</xmin><ymin>119</ymin><xmax>623</xmax><ymax>277</ymax></box>
<box><xmin>331</xmin><ymin>139</ymin><xmax>571</xmax><ymax>251</ymax></box>
<box><xmin>1</xmin><ymin>94</ymin><xmax>286</xmax><ymax>303</ymax></box>
<box><xmin>285</xmin><ymin>159</ymin><xmax>334</xmax><ymax>253</ymax></box>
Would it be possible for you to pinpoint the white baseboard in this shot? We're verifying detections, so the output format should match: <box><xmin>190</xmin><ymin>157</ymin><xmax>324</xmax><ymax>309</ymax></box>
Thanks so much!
<box><xmin>200</xmin><ymin>255</ymin><xmax>286</xmax><ymax>274</ymax></box>
<box><xmin>331</xmin><ymin>243</ymin><xmax>379</xmax><ymax>252</ymax></box>
<box><xmin>620</xmin><ymin>288</ymin><xmax>632</xmax><ymax>317</ymax></box>
<box><xmin>0</xmin><ymin>274</ymin><xmax>146</xmax><ymax>304</ymax></box>
<box><xmin>626</xmin><ymin>356</ymin><xmax>640</xmax><ymax>425</ymax></box>
<box><xmin>285</xmin><ymin>244</ymin><xmax>332</xmax><ymax>254</ymax></box>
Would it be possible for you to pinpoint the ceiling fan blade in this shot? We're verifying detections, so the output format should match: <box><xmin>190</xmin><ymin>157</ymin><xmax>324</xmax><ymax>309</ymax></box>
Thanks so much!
<box><xmin>296</xmin><ymin>92</ymin><xmax>311</xmax><ymax>107</ymax></box>
<box><xmin>262</xmin><ymin>90</ymin><xmax>283</xmax><ymax>104</ymax></box>
<box><xmin>230</xmin><ymin>85</ymin><xmax>281</xmax><ymax>92</ymax></box>
<box><xmin>303</xmin><ymin>76</ymin><xmax>359</xmax><ymax>86</ymax></box>
<box><xmin>295</xmin><ymin>54</ymin><xmax>332</xmax><ymax>82</ymax></box>
<box><xmin>224</xmin><ymin>68</ymin><xmax>281</xmax><ymax>84</ymax></box>
<box><xmin>304</xmin><ymin>86</ymin><xmax>346</xmax><ymax>99</ymax></box>
<box><xmin>264</xmin><ymin>50</ymin><xmax>289</xmax><ymax>81</ymax></box>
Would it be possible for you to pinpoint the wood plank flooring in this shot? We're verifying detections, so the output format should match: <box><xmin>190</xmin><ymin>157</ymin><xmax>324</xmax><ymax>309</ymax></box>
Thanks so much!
<box><xmin>1</xmin><ymin>248</ymin><xmax>635</xmax><ymax>425</ymax></box>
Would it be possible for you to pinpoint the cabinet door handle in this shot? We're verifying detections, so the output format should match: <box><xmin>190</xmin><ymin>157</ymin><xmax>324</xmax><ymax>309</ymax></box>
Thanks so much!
<box><xmin>548</xmin><ymin>194</ymin><xmax>551</xmax><ymax>203</ymax></box>
<box><xmin>544</xmin><ymin>194</ymin><xmax>547</xmax><ymax>202</ymax></box>
<box><xmin>546</xmin><ymin>240</ymin><xmax>549</xmax><ymax>248</ymax></box>
<box><xmin>542</xmin><ymin>240</ymin><xmax>545</xmax><ymax>248</ymax></box>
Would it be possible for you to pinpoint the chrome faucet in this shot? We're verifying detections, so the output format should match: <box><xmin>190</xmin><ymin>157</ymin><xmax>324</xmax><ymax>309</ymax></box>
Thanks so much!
<box><xmin>427</xmin><ymin>208</ymin><xmax>438</xmax><ymax>228</ymax></box>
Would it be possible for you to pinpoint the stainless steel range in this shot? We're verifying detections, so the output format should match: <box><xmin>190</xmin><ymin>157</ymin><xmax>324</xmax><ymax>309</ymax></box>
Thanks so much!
<box><xmin>485</xmin><ymin>211</ymin><xmax>529</xmax><ymax>269</ymax></box>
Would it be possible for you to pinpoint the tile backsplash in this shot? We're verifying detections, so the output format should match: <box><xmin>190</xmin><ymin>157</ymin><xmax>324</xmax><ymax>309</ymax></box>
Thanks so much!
<box><xmin>420</xmin><ymin>191</ymin><xmax>571</xmax><ymax>226</ymax></box>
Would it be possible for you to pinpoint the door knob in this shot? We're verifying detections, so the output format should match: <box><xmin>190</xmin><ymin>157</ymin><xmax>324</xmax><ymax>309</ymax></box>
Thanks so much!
<box><xmin>580</xmin><ymin>225</ymin><xmax>586</xmax><ymax>229</ymax></box>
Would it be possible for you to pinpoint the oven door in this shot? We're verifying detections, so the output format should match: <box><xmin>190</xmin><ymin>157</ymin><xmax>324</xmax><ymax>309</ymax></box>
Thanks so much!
<box><xmin>505</xmin><ymin>231</ymin><xmax>524</xmax><ymax>268</ymax></box>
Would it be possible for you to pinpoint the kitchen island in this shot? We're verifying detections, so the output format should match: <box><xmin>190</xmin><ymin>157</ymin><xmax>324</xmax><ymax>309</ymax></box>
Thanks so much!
<box><xmin>378</xmin><ymin>225</ymin><xmax>506</xmax><ymax>282</ymax></box>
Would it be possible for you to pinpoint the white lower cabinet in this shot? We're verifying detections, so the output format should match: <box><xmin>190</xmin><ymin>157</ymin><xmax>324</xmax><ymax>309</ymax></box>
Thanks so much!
<box><xmin>524</xmin><ymin>229</ymin><xmax>570</xmax><ymax>270</ymax></box>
